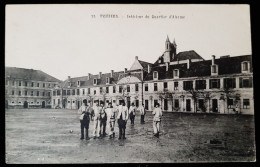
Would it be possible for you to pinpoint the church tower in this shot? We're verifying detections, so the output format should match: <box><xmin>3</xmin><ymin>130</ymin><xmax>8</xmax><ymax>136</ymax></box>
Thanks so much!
<box><xmin>163</xmin><ymin>36</ymin><xmax>177</xmax><ymax>62</ymax></box>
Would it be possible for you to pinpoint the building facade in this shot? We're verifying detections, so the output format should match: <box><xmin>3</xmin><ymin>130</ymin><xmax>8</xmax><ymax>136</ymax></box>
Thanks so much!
<box><xmin>50</xmin><ymin>36</ymin><xmax>253</xmax><ymax>115</ymax></box>
<box><xmin>5</xmin><ymin>67</ymin><xmax>61</xmax><ymax>109</ymax></box>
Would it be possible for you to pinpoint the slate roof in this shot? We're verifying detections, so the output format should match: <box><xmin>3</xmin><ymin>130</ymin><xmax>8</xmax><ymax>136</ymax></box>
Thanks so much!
<box><xmin>145</xmin><ymin>55</ymin><xmax>252</xmax><ymax>81</ymax></box>
<box><xmin>5</xmin><ymin>67</ymin><xmax>61</xmax><ymax>82</ymax></box>
<box><xmin>138</xmin><ymin>60</ymin><xmax>153</xmax><ymax>71</ymax></box>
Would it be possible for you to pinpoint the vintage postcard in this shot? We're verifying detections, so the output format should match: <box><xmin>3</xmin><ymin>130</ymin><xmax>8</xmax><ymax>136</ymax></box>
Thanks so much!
<box><xmin>5</xmin><ymin>4</ymin><xmax>255</xmax><ymax>163</ymax></box>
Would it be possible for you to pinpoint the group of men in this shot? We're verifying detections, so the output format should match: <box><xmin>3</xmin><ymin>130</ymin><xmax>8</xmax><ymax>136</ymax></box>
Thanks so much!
<box><xmin>78</xmin><ymin>99</ymin><xmax>149</xmax><ymax>140</ymax></box>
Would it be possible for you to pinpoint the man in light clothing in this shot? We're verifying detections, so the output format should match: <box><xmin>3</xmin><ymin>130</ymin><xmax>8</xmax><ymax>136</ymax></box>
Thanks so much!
<box><xmin>152</xmin><ymin>103</ymin><xmax>163</xmax><ymax>138</ymax></box>
<box><xmin>106</xmin><ymin>102</ymin><xmax>116</xmax><ymax>139</ymax></box>
<box><xmin>139</xmin><ymin>103</ymin><xmax>146</xmax><ymax>124</ymax></box>
<box><xmin>117</xmin><ymin>101</ymin><xmax>129</xmax><ymax>140</ymax></box>
<box><xmin>99</xmin><ymin>103</ymin><xmax>107</xmax><ymax>138</ymax></box>
<box><xmin>92</xmin><ymin>102</ymin><xmax>101</xmax><ymax>139</ymax></box>
<box><xmin>129</xmin><ymin>103</ymin><xmax>136</xmax><ymax>125</ymax></box>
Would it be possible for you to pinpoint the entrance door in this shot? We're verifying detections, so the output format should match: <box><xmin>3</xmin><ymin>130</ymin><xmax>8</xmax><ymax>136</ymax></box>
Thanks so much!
<box><xmin>42</xmin><ymin>101</ymin><xmax>46</xmax><ymax>108</ymax></box>
<box><xmin>24</xmin><ymin>101</ymin><xmax>28</xmax><ymax>108</ymax></box>
<box><xmin>212</xmin><ymin>99</ymin><xmax>218</xmax><ymax>112</ymax></box>
<box><xmin>145</xmin><ymin>100</ymin><xmax>148</xmax><ymax>110</ymax></box>
<box><xmin>186</xmin><ymin>99</ymin><xmax>191</xmax><ymax>112</ymax></box>
<box><xmin>164</xmin><ymin>99</ymin><xmax>168</xmax><ymax>110</ymax></box>
<box><xmin>77</xmin><ymin>101</ymin><xmax>80</xmax><ymax>109</ymax></box>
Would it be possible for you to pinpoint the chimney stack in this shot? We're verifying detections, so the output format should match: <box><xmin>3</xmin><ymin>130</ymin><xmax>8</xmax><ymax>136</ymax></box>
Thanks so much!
<box><xmin>148</xmin><ymin>64</ymin><xmax>151</xmax><ymax>73</ymax></box>
<box><xmin>111</xmin><ymin>70</ymin><xmax>114</xmax><ymax>77</ymax></box>
<box><xmin>187</xmin><ymin>59</ymin><xmax>191</xmax><ymax>69</ymax></box>
<box><xmin>99</xmin><ymin>72</ymin><xmax>102</xmax><ymax>79</ymax></box>
<box><xmin>165</xmin><ymin>62</ymin><xmax>169</xmax><ymax>71</ymax></box>
<box><xmin>68</xmin><ymin>76</ymin><xmax>71</xmax><ymax>80</ymax></box>
<box><xmin>124</xmin><ymin>68</ymin><xmax>127</xmax><ymax>74</ymax></box>
<box><xmin>212</xmin><ymin>55</ymin><xmax>215</xmax><ymax>65</ymax></box>
<box><xmin>135</xmin><ymin>56</ymin><xmax>138</xmax><ymax>60</ymax></box>
<box><xmin>88</xmin><ymin>73</ymin><xmax>91</xmax><ymax>80</ymax></box>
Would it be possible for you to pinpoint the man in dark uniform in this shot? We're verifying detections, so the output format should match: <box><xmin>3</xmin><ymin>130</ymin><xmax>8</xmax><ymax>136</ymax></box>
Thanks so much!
<box><xmin>78</xmin><ymin>99</ymin><xmax>92</xmax><ymax>140</ymax></box>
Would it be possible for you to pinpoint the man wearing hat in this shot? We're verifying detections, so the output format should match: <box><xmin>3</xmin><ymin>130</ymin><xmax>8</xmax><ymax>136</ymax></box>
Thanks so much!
<box><xmin>78</xmin><ymin>99</ymin><xmax>91</xmax><ymax>140</ymax></box>
<box><xmin>152</xmin><ymin>103</ymin><xmax>163</xmax><ymax>138</ymax></box>
<box><xmin>117</xmin><ymin>101</ymin><xmax>129</xmax><ymax>140</ymax></box>
<box><xmin>99</xmin><ymin>103</ymin><xmax>107</xmax><ymax>138</ymax></box>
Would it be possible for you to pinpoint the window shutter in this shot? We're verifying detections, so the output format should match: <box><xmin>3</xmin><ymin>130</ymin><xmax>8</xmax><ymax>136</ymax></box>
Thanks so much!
<box><xmin>233</xmin><ymin>78</ymin><xmax>236</xmax><ymax>88</ymax></box>
<box><xmin>223</xmin><ymin>78</ymin><xmax>227</xmax><ymax>89</ymax></box>
<box><xmin>209</xmin><ymin>80</ymin><xmax>212</xmax><ymax>89</ymax></box>
<box><xmin>249</xmin><ymin>77</ymin><xmax>253</xmax><ymax>87</ymax></box>
<box><xmin>239</xmin><ymin>77</ymin><xmax>242</xmax><ymax>88</ymax></box>
<box><xmin>217</xmin><ymin>79</ymin><xmax>220</xmax><ymax>88</ymax></box>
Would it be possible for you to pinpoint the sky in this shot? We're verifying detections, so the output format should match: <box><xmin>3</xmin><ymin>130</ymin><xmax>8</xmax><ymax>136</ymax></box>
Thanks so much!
<box><xmin>5</xmin><ymin>4</ymin><xmax>252</xmax><ymax>81</ymax></box>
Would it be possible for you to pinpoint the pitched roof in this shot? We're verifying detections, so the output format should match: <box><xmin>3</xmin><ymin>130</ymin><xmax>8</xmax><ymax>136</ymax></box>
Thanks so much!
<box><xmin>174</xmin><ymin>50</ymin><xmax>204</xmax><ymax>61</ymax></box>
<box><xmin>145</xmin><ymin>55</ymin><xmax>252</xmax><ymax>81</ymax></box>
<box><xmin>138</xmin><ymin>60</ymin><xmax>153</xmax><ymax>71</ymax></box>
<box><xmin>5</xmin><ymin>67</ymin><xmax>61</xmax><ymax>82</ymax></box>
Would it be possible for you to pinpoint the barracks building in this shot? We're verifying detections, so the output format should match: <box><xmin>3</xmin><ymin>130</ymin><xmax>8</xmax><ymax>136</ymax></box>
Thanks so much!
<box><xmin>51</xmin><ymin>36</ymin><xmax>254</xmax><ymax>115</ymax></box>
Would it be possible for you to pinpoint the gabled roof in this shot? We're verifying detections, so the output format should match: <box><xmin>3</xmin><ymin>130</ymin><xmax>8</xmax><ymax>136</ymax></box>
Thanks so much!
<box><xmin>5</xmin><ymin>67</ymin><xmax>61</xmax><ymax>82</ymax></box>
<box><xmin>175</xmin><ymin>50</ymin><xmax>204</xmax><ymax>61</ymax></box>
<box><xmin>138</xmin><ymin>60</ymin><xmax>153</xmax><ymax>72</ymax></box>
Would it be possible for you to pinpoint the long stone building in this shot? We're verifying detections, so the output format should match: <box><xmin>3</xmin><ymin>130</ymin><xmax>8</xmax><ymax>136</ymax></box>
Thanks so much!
<box><xmin>51</xmin><ymin>36</ymin><xmax>254</xmax><ymax>115</ymax></box>
<box><xmin>5</xmin><ymin>67</ymin><xmax>60</xmax><ymax>109</ymax></box>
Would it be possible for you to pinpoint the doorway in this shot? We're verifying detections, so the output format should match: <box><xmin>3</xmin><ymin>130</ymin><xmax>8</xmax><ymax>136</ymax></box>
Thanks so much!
<box><xmin>24</xmin><ymin>101</ymin><xmax>28</xmax><ymax>108</ymax></box>
<box><xmin>212</xmin><ymin>99</ymin><xmax>218</xmax><ymax>112</ymax></box>
<box><xmin>42</xmin><ymin>101</ymin><xmax>46</xmax><ymax>108</ymax></box>
<box><xmin>186</xmin><ymin>99</ymin><xmax>191</xmax><ymax>112</ymax></box>
<box><xmin>164</xmin><ymin>99</ymin><xmax>168</xmax><ymax>110</ymax></box>
<box><xmin>77</xmin><ymin>101</ymin><xmax>80</xmax><ymax>109</ymax></box>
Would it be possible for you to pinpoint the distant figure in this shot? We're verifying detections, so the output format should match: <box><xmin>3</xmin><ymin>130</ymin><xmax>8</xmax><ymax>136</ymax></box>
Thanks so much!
<box><xmin>106</xmin><ymin>103</ymin><xmax>116</xmax><ymax>139</ymax></box>
<box><xmin>92</xmin><ymin>102</ymin><xmax>101</xmax><ymax>139</ymax></box>
<box><xmin>99</xmin><ymin>103</ymin><xmax>107</xmax><ymax>138</ymax></box>
<box><xmin>117</xmin><ymin>101</ymin><xmax>129</xmax><ymax>140</ymax></box>
<box><xmin>152</xmin><ymin>103</ymin><xmax>163</xmax><ymax>138</ymax></box>
<box><xmin>139</xmin><ymin>103</ymin><xmax>146</xmax><ymax>124</ymax></box>
<box><xmin>78</xmin><ymin>99</ymin><xmax>91</xmax><ymax>140</ymax></box>
<box><xmin>235</xmin><ymin>103</ymin><xmax>240</xmax><ymax>114</ymax></box>
<box><xmin>129</xmin><ymin>103</ymin><xmax>136</xmax><ymax>125</ymax></box>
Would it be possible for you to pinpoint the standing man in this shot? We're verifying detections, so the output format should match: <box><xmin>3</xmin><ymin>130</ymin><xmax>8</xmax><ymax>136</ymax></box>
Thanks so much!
<box><xmin>129</xmin><ymin>103</ymin><xmax>136</xmax><ymax>125</ymax></box>
<box><xmin>78</xmin><ymin>99</ymin><xmax>91</xmax><ymax>140</ymax></box>
<box><xmin>92</xmin><ymin>102</ymin><xmax>101</xmax><ymax>139</ymax></box>
<box><xmin>117</xmin><ymin>101</ymin><xmax>129</xmax><ymax>140</ymax></box>
<box><xmin>106</xmin><ymin>102</ymin><xmax>116</xmax><ymax>139</ymax></box>
<box><xmin>152</xmin><ymin>103</ymin><xmax>163</xmax><ymax>138</ymax></box>
<box><xmin>99</xmin><ymin>103</ymin><xmax>107</xmax><ymax>138</ymax></box>
<box><xmin>139</xmin><ymin>103</ymin><xmax>146</xmax><ymax>124</ymax></box>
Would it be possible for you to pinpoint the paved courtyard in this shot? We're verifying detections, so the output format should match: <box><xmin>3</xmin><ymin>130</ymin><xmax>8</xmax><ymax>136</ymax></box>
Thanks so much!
<box><xmin>5</xmin><ymin>109</ymin><xmax>255</xmax><ymax>163</ymax></box>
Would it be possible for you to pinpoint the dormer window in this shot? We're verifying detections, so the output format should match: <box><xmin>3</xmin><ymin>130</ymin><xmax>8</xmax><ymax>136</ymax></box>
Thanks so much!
<box><xmin>77</xmin><ymin>80</ymin><xmax>80</xmax><ymax>87</ymax></box>
<box><xmin>68</xmin><ymin>82</ymin><xmax>71</xmax><ymax>88</ymax></box>
<box><xmin>93</xmin><ymin>78</ymin><xmax>97</xmax><ymax>85</ymax></box>
<box><xmin>241</xmin><ymin>61</ymin><xmax>250</xmax><ymax>73</ymax></box>
<box><xmin>106</xmin><ymin>77</ymin><xmax>110</xmax><ymax>84</ymax></box>
<box><xmin>173</xmin><ymin>69</ymin><xmax>179</xmax><ymax>78</ymax></box>
<box><xmin>211</xmin><ymin>64</ymin><xmax>218</xmax><ymax>76</ymax></box>
<box><xmin>153</xmin><ymin>71</ymin><xmax>158</xmax><ymax>80</ymax></box>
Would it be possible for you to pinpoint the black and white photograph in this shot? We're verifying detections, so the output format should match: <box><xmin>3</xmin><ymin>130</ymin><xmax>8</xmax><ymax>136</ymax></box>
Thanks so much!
<box><xmin>5</xmin><ymin>4</ymin><xmax>255</xmax><ymax>163</ymax></box>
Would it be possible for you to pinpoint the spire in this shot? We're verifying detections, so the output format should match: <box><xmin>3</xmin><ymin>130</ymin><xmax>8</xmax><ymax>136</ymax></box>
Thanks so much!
<box><xmin>166</xmin><ymin>35</ymin><xmax>170</xmax><ymax>42</ymax></box>
<box><xmin>173</xmin><ymin>38</ymin><xmax>177</xmax><ymax>46</ymax></box>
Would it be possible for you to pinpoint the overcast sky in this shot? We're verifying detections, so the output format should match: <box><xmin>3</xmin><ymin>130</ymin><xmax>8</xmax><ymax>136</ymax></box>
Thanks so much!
<box><xmin>5</xmin><ymin>4</ymin><xmax>252</xmax><ymax>81</ymax></box>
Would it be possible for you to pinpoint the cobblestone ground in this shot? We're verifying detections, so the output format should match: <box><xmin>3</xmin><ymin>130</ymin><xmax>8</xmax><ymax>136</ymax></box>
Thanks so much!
<box><xmin>5</xmin><ymin>109</ymin><xmax>256</xmax><ymax>164</ymax></box>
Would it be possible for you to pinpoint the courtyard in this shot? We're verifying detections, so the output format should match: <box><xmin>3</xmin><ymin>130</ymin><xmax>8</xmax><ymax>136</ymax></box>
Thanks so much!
<box><xmin>5</xmin><ymin>109</ymin><xmax>256</xmax><ymax>163</ymax></box>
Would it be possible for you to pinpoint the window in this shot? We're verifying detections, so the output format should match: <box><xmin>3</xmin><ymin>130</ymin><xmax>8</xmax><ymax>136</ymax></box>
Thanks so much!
<box><xmin>228</xmin><ymin>99</ymin><xmax>233</xmax><ymax>109</ymax></box>
<box><xmin>53</xmin><ymin>91</ymin><xmax>56</xmax><ymax>96</ymax></box>
<box><xmin>242</xmin><ymin>62</ymin><xmax>249</xmax><ymax>71</ymax></box>
<box><xmin>88</xmin><ymin>88</ymin><xmax>90</xmax><ymax>94</ymax></box>
<box><xmin>174</xmin><ymin>99</ymin><xmax>179</xmax><ymax>108</ymax></box>
<box><xmin>31</xmin><ymin>82</ymin><xmax>34</xmax><ymax>87</ymax></box>
<box><xmin>183</xmin><ymin>81</ymin><xmax>193</xmax><ymax>90</ymax></box>
<box><xmin>164</xmin><ymin>99</ymin><xmax>168</xmax><ymax>110</ymax></box>
<box><xmin>113</xmin><ymin>100</ymin><xmax>116</xmax><ymax>103</ymax></box>
<box><xmin>63</xmin><ymin>90</ymin><xmax>66</xmax><ymax>95</ymax></box>
<box><xmin>153</xmin><ymin>71</ymin><xmax>158</xmax><ymax>80</ymax></box>
<box><xmin>174</xmin><ymin>82</ymin><xmax>179</xmax><ymax>90</ymax></box>
<box><xmin>77</xmin><ymin>81</ymin><xmax>80</xmax><ymax>86</ymax></box>
<box><xmin>106</xmin><ymin>87</ymin><xmax>109</xmax><ymax>93</ymax></box>
<box><xmin>53</xmin><ymin>99</ymin><xmax>55</xmax><ymax>105</ymax></box>
<box><xmin>224</xmin><ymin>78</ymin><xmax>236</xmax><ymax>89</ymax></box>
<box><xmin>19</xmin><ymin>81</ymin><xmax>22</xmax><ymax>86</ymax></box>
<box><xmin>72</xmin><ymin>89</ymin><xmax>75</xmax><ymax>95</ymax></box>
<box><xmin>58</xmin><ymin>99</ymin><xmax>60</xmax><ymax>104</ymax></box>
<box><xmin>31</xmin><ymin>91</ymin><xmax>34</xmax><ymax>96</ymax></box>
<box><xmin>119</xmin><ymin>86</ymin><xmax>122</xmax><ymax>93</ymax></box>
<box><xmin>239</xmin><ymin>77</ymin><xmax>253</xmax><ymax>88</ymax></box>
<box><xmin>82</xmin><ymin>89</ymin><xmax>85</xmax><ymax>95</ymax></box>
<box><xmin>42</xmin><ymin>92</ymin><xmax>45</xmax><ymax>96</ymax></box>
<box><xmin>209</xmin><ymin>79</ymin><xmax>220</xmax><ymax>89</ymax></box>
<box><xmin>113</xmin><ymin>86</ymin><xmax>116</xmax><ymax>93</ymax></box>
<box><xmin>127</xmin><ymin>85</ymin><xmax>130</xmax><ymax>92</ymax></box>
<box><xmin>195</xmin><ymin>80</ymin><xmax>206</xmax><ymax>90</ymax></box>
<box><xmin>37</xmin><ymin>91</ymin><xmax>39</xmax><ymax>96</ymax></box>
<box><xmin>25</xmin><ymin>81</ymin><xmax>28</xmax><ymax>87</ymax></box>
<box><xmin>25</xmin><ymin>91</ymin><xmax>27</xmax><ymax>96</ymax></box>
<box><xmin>43</xmin><ymin>83</ymin><xmax>45</xmax><ymax>88</ymax></box>
<box><xmin>136</xmin><ymin>100</ymin><xmax>139</xmax><ymax>107</ymax></box>
<box><xmin>48</xmin><ymin>83</ymin><xmax>51</xmax><ymax>88</ymax></box>
<box><xmin>212</xmin><ymin>65</ymin><xmax>217</xmax><ymax>73</ymax></box>
<box><xmin>154</xmin><ymin>100</ymin><xmax>158</xmax><ymax>107</ymax></box>
<box><xmin>173</xmin><ymin>69</ymin><xmax>179</xmax><ymax>78</ymax></box>
<box><xmin>67</xmin><ymin>90</ymin><xmax>70</xmax><ymax>95</ymax></box>
<box><xmin>37</xmin><ymin>83</ymin><xmax>40</xmax><ymax>87</ymax></box>
<box><xmin>12</xmin><ymin>90</ymin><xmax>15</xmax><ymax>95</ymax></box>
<box><xmin>164</xmin><ymin>82</ymin><xmax>168</xmax><ymax>89</ymax></box>
<box><xmin>145</xmin><ymin>100</ymin><xmax>148</xmax><ymax>110</ymax></box>
<box><xmin>198</xmin><ymin>99</ymin><xmax>205</xmax><ymax>109</ymax></box>
<box><xmin>154</xmin><ymin>83</ymin><xmax>158</xmax><ymax>91</ymax></box>
<box><xmin>135</xmin><ymin>84</ymin><xmax>139</xmax><ymax>92</ymax></box>
<box><xmin>243</xmin><ymin>99</ymin><xmax>250</xmax><ymax>109</ymax></box>
<box><xmin>48</xmin><ymin>92</ymin><xmax>51</xmax><ymax>96</ymax></box>
<box><xmin>93</xmin><ymin>78</ymin><xmax>97</xmax><ymax>85</ymax></box>
<box><xmin>18</xmin><ymin>91</ymin><xmax>21</xmax><ymax>96</ymax></box>
<box><xmin>145</xmin><ymin>84</ymin><xmax>148</xmax><ymax>91</ymax></box>
<box><xmin>106</xmin><ymin>77</ymin><xmax>109</xmax><ymax>84</ymax></box>
<box><xmin>57</xmin><ymin>90</ymin><xmax>61</xmax><ymax>96</ymax></box>
<box><xmin>76</xmin><ymin>89</ymin><xmax>79</xmax><ymax>95</ymax></box>
<box><xmin>94</xmin><ymin>90</ymin><xmax>96</xmax><ymax>95</ymax></box>
<box><xmin>100</xmin><ymin>87</ymin><xmax>103</xmax><ymax>94</ymax></box>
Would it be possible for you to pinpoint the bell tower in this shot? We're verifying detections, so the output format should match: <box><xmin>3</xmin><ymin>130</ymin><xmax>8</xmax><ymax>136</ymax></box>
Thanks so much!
<box><xmin>163</xmin><ymin>35</ymin><xmax>171</xmax><ymax>63</ymax></box>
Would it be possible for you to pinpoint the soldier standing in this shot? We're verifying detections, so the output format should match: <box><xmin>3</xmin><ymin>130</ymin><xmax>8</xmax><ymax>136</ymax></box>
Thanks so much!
<box><xmin>117</xmin><ymin>101</ymin><xmax>129</xmax><ymax>140</ymax></box>
<box><xmin>99</xmin><ymin>103</ymin><xmax>107</xmax><ymax>138</ymax></box>
<box><xmin>105</xmin><ymin>102</ymin><xmax>116</xmax><ymax>139</ymax></box>
<box><xmin>92</xmin><ymin>102</ymin><xmax>101</xmax><ymax>139</ymax></box>
<box><xmin>152</xmin><ymin>103</ymin><xmax>163</xmax><ymax>138</ymax></box>
<box><xmin>129</xmin><ymin>103</ymin><xmax>136</xmax><ymax>125</ymax></box>
<box><xmin>78</xmin><ymin>99</ymin><xmax>91</xmax><ymax>140</ymax></box>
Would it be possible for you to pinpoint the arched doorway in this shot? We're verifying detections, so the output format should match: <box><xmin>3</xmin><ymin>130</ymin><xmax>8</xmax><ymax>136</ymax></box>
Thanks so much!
<box><xmin>42</xmin><ymin>101</ymin><xmax>46</xmax><ymax>108</ymax></box>
<box><xmin>24</xmin><ymin>101</ymin><xmax>28</xmax><ymax>108</ymax></box>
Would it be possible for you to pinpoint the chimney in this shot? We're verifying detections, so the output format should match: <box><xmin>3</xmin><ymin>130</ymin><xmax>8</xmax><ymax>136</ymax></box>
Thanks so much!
<box><xmin>187</xmin><ymin>59</ymin><xmax>191</xmax><ymax>69</ymax></box>
<box><xmin>212</xmin><ymin>55</ymin><xmax>215</xmax><ymax>65</ymax></box>
<box><xmin>68</xmin><ymin>76</ymin><xmax>71</xmax><ymax>80</ymax></box>
<box><xmin>165</xmin><ymin>62</ymin><xmax>169</xmax><ymax>71</ymax></box>
<box><xmin>124</xmin><ymin>68</ymin><xmax>127</xmax><ymax>73</ymax></box>
<box><xmin>111</xmin><ymin>70</ymin><xmax>114</xmax><ymax>77</ymax></box>
<box><xmin>148</xmin><ymin>64</ymin><xmax>151</xmax><ymax>73</ymax></box>
<box><xmin>98</xmin><ymin>72</ymin><xmax>102</xmax><ymax>79</ymax></box>
<box><xmin>135</xmin><ymin>56</ymin><xmax>138</xmax><ymax>60</ymax></box>
<box><xmin>88</xmin><ymin>73</ymin><xmax>91</xmax><ymax>80</ymax></box>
